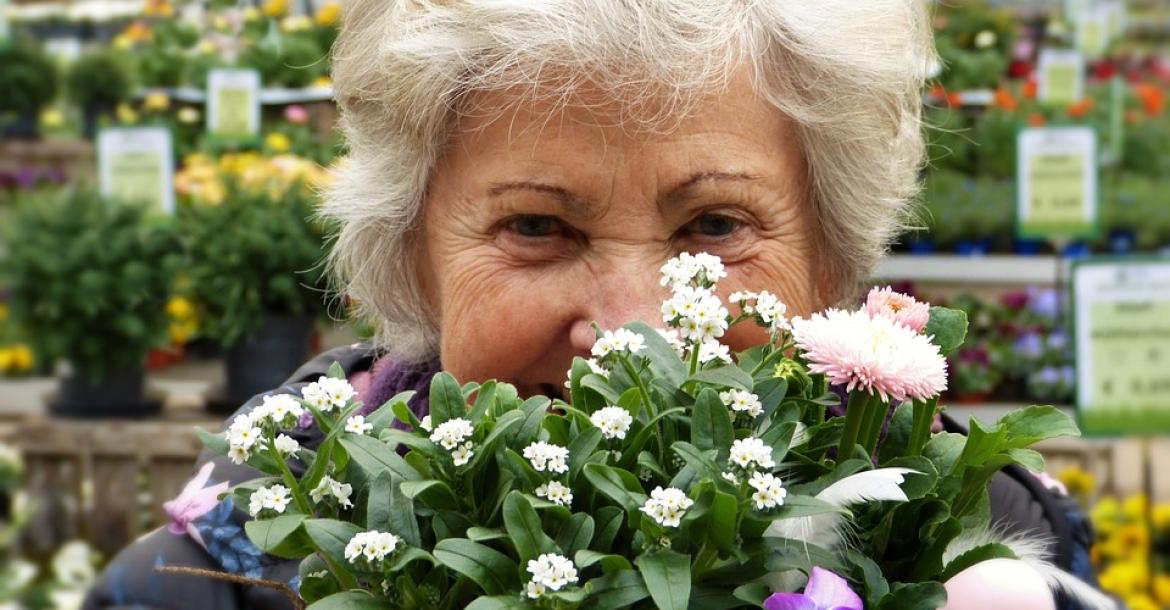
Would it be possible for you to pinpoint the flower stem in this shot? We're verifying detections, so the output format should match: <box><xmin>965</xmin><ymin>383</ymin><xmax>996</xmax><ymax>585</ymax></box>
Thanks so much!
<box><xmin>837</xmin><ymin>392</ymin><xmax>871</xmax><ymax>461</ymax></box>
<box><xmin>860</xmin><ymin>397</ymin><xmax>892</xmax><ymax>457</ymax></box>
<box><xmin>619</xmin><ymin>354</ymin><xmax>667</xmax><ymax>465</ymax></box>
<box><xmin>907</xmin><ymin>397</ymin><xmax>938</xmax><ymax>457</ymax></box>
<box><xmin>691</xmin><ymin>542</ymin><xmax>719</xmax><ymax>581</ymax></box>
<box><xmin>268</xmin><ymin>437</ymin><xmax>313</xmax><ymax>515</ymax></box>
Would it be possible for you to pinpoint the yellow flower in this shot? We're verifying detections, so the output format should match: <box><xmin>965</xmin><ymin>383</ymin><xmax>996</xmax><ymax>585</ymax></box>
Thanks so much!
<box><xmin>1153</xmin><ymin>504</ymin><xmax>1170</xmax><ymax>532</ymax></box>
<box><xmin>261</xmin><ymin>0</ymin><xmax>289</xmax><ymax>18</ymax></box>
<box><xmin>197</xmin><ymin>39</ymin><xmax>217</xmax><ymax>55</ymax></box>
<box><xmin>143</xmin><ymin>92</ymin><xmax>170</xmax><ymax>112</ymax></box>
<box><xmin>177</xmin><ymin>107</ymin><xmax>201</xmax><ymax>124</ymax></box>
<box><xmin>169</xmin><ymin>320</ymin><xmax>197</xmax><ymax>345</ymax></box>
<box><xmin>116</xmin><ymin>103</ymin><xmax>139</xmax><ymax>125</ymax></box>
<box><xmin>40</xmin><ymin>108</ymin><xmax>64</xmax><ymax>129</ymax></box>
<box><xmin>0</xmin><ymin>349</ymin><xmax>12</xmax><ymax>373</ymax></box>
<box><xmin>315</xmin><ymin>1</ymin><xmax>341</xmax><ymax>27</ymax></box>
<box><xmin>1124</xmin><ymin>494</ymin><xmax>1149</xmax><ymax>522</ymax></box>
<box><xmin>9</xmin><ymin>346</ymin><xmax>33</xmax><ymax>372</ymax></box>
<box><xmin>1154</xmin><ymin>574</ymin><xmax>1170</xmax><ymax>606</ymax></box>
<box><xmin>281</xmin><ymin>15</ymin><xmax>312</xmax><ymax>32</ymax></box>
<box><xmin>1116</xmin><ymin>523</ymin><xmax>1151</xmax><ymax>552</ymax></box>
<box><xmin>243</xmin><ymin>7</ymin><xmax>260</xmax><ymax>21</ymax></box>
<box><xmin>166</xmin><ymin>296</ymin><xmax>195</xmax><ymax>320</ymax></box>
<box><xmin>113</xmin><ymin>35</ymin><xmax>135</xmax><ymax>50</ymax></box>
<box><xmin>1125</xmin><ymin>594</ymin><xmax>1160</xmax><ymax>610</ymax></box>
<box><xmin>0</xmin><ymin>303</ymin><xmax>9</xmax><ymax>321</ymax></box>
<box><xmin>212</xmin><ymin>16</ymin><xmax>229</xmax><ymax>31</ymax></box>
<box><xmin>1092</xmin><ymin>496</ymin><xmax>1122</xmax><ymax>534</ymax></box>
<box><xmin>1099</xmin><ymin>559</ymin><xmax>1150</xmax><ymax>598</ymax></box>
<box><xmin>312</xmin><ymin>76</ymin><xmax>332</xmax><ymax>88</ymax></box>
<box><xmin>143</xmin><ymin>0</ymin><xmax>174</xmax><ymax>18</ymax></box>
<box><xmin>1058</xmin><ymin>467</ymin><xmax>1096</xmax><ymax>498</ymax></box>
<box><xmin>265</xmin><ymin>132</ymin><xmax>292</xmax><ymax>154</ymax></box>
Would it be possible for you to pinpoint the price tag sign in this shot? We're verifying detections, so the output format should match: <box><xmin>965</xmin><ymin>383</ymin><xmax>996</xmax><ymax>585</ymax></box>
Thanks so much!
<box><xmin>97</xmin><ymin>127</ymin><xmax>176</xmax><ymax>215</ymax></box>
<box><xmin>0</xmin><ymin>0</ymin><xmax>9</xmax><ymax>44</ymax></box>
<box><xmin>1016</xmin><ymin>126</ymin><xmax>1098</xmax><ymax>240</ymax></box>
<box><xmin>1077</xmin><ymin>6</ymin><xmax>1109</xmax><ymax>58</ymax></box>
<box><xmin>1037</xmin><ymin>49</ymin><xmax>1085</xmax><ymax>106</ymax></box>
<box><xmin>1073</xmin><ymin>259</ymin><xmax>1170</xmax><ymax>435</ymax></box>
<box><xmin>207</xmin><ymin>68</ymin><xmax>261</xmax><ymax>139</ymax></box>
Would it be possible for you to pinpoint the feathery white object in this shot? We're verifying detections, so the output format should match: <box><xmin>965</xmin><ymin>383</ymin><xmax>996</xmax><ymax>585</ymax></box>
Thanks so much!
<box><xmin>816</xmin><ymin>468</ymin><xmax>917</xmax><ymax>507</ymax></box>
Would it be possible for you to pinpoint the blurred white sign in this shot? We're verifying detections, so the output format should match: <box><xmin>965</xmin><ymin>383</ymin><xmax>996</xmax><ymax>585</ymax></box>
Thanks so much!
<box><xmin>207</xmin><ymin>68</ymin><xmax>261</xmax><ymax>139</ymax></box>
<box><xmin>97</xmin><ymin>127</ymin><xmax>175</xmax><ymax>215</ymax></box>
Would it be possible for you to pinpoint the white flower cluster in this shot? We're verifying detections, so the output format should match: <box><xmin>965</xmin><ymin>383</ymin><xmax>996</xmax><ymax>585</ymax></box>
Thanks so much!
<box><xmin>225</xmin><ymin>413</ymin><xmax>263</xmax><ymax>465</ymax></box>
<box><xmin>429</xmin><ymin>418</ymin><xmax>476</xmax><ymax>466</ymax></box>
<box><xmin>301</xmin><ymin>376</ymin><xmax>356</xmax><ymax>412</ymax></box>
<box><xmin>697</xmin><ymin>339</ymin><xmax>732</xmax><ymax>365</ymax></box>
<box><xmin>720</xmin><ymin>389</ymin><xmax>763</xmax><ymax>418</ymax></box>
<box><xmin>661</xmin><ymin>285</ymin><xmax>729</xmax><ymax>344</ymax></box>
<box><xmin>310</xmin><ymin>475</ymin><xmax>353</xmax><ymax>508</ymax></box>
<box><xmin>640</xmin><ymin>486</ymin><xmax>694</xmax><ymax>528</ymax></box>
<box><xmin>748</xmin><ymin>472</ymin><xmax>788</xmax><ymax>510</ymax></box>
<box><xmin>563</xmin><ymin>358</ymin><xmax>608</xmax><ymax>390</ymax></box>
<box><xmin>274</xmin><ymin>434</ymin><xmax>300</xmax><ymax>456</ymax></box>
<box><xmin>252</xmin><ymin>394</ymin><xmax>306</xmax><ymax>428</ymax></box>
<box><xmin>729</xmin><ymin>290</ymin><xmax>790</xmax><ymax>332</ymax></box>
<box><xmin>591</xmin><ymin>328</ymin><xmax>646</xmax><ymax>359</ymax></box>
<box><xmin>344</xmin><ymin>415</ymin><xmax>373</xmax><ymax>435</ymax></box>
<box><xmin>659</xmin><ymin>252</ymin><xmax>727</xmax><ymax>289</ymax></box>
<box><xmin>525</xmin><ymin>553</ymin><xmax>579</xmax><ymax>599</ymax></box>
<box><xmin>225</xmin><ymin>394</ymin><xmax>310</xmax><ymax>464</ymax></box>
<box><xmin>344</xmin><ymin>530</ymin><xmax>400</xmax><ymax>564</ymax></box>
<box><xmin>523</xmin><ymin>441</ymin><xmax>570</xmax><ymax>474</ymax></box>
<box><xmin>729</xmin><ymin>437</ymin><xmax>776</xmax><ymax>470</ymax></box>
<box><xmin>418</xmin><ymin>415</ymin><xmax>433</xmax><ymax>432</ymax></box>
<box><xmin>590</xmin><ymin>406</ymin><xmax>633</xmax><ymax>440</ymax></box>
<box><xmin>656</xmin><ymin>328</ymin><xmax>687</xmax><ymax>359</ymax></box>
<box><xmin>535</xmin><ymin>481</ymin><xmax>574</xmax><ymax>507</ymax></box>
<box><xmin>248</xmin><ymin>484</ymin><xmax>291</xmax><ymax>517</ymax></box>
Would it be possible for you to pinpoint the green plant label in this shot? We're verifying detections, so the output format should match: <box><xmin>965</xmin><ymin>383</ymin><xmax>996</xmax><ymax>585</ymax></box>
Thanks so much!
<box><xmin>1037</xmin><ymin>49</ymin><xmax>1084</xmax><ymax>106</ymax></box>
<box><xmin>1073</xmin><ymin>260</ymin><xmax>1170</xmax><ymax>435</ymax></box>
<box><xmin>1077</xmin><ymin>7</ymin><xmax>1109</xmax><ymax>58</ymax></box>
<box><xmin>1016</xmin><ymin>127</ymin><xmax>1097</xmax><ymax>240</ymax></box>
<box><xmin>207</xmin><ymin>68</ymin><xmax>260</xmax><ymax>138</ymax></box>
<box><xmin>97</xmin><ymin>127</ymin><xmax>175</xmax><ymax>214</ymax></box>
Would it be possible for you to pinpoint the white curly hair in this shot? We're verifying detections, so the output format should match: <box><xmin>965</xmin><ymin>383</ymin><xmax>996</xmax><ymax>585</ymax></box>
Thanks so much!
<box><xmin>321</xmin><ymin>0</ymin><xmax>936</xmax><ymax>361</ymax></box>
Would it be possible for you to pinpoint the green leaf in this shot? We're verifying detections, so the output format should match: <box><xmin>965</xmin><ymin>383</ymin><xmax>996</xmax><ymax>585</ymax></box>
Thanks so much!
<box><xmin>583</xmin><ymin>463</ymin><xmax>648</xmax><ymax>513</ymax></box>
<box><xmin>707</xmin><ymin>489</ymin><xmax>739</xmax><ymax>552</ymax></box>
<box><xmin>844</xmin><ymin>550</ymin><xmax>890</xmax><ymax>607</ymax></box>
<box><xmin>305</xmin><ymin>590</ymin><xmax>386</xmax><ymax>610</ymax></box>
<box><xmin>998</xmin><ymin>406</ymin><xmax>1081</xmax><ymax>447</ymax></box>
<box><xmin>575</xmin><ymin>549</ymin><xmax>632</xmax><ymax>573</ymax></box>
<box><xmin>876</xmin><ymin>581</ymin><xmax>948</xmax><ymax>610</ymax></box>
<box><xmin>1005</xmin><ymin>447</ymin><xmax>1046</xmax><ymax>473</ymax></box>
<box><xmin>338</xmin><ymin>434</ymin><xmax>421</xmax><ymax>481</ymax></box>
<box><xmin>428</xmin><ymin>372</ymin><xmax>467</xmax><ymax>426</ymax></box>
<box><xmin>689</xmin><ymin>586</ymin><xmax>746</xmax><ymax>610</ymax></box>
<box><xmin>692</xmin><ymin>389</ymin><xmax>734</xmax><ymax>456</ymax></box>
<box><xmin>732</xmin><ymin>583</ymin><xmax>770</xmax><ymax>606</ymax></box>
<box><xmin>582</xmin><ymin>375</ymin><xmax>622</xmax><ymax>404</ymax></box>
<box><xmin>510</xmin><ymin>396</ymin><xmax>553</xmax><ymax>447</ymax></box>
<box><xmin>467</xmin><ymin>380</ymin><xmax>497</xmax><ymax>422</ymax></box>
<box><xmin>469</xmin><ymin>410</ymin><xmax>525</xmax><ymax>471</ymax></box>
<box><xmin>618</xmin><ymin>407</ymin><xmax>687</xmax><ymax>469</ymax></box>
<box><xmin>924</xmin><ymin>306</ymin><xmax>967</xmax><ymax>356</ymax></box>
<box><xmin>433</xmin><ymin>539</ymin><xmax>521</xmax><ymax>595</ymax></box>
<box><xmin>304</xmin><ymin>519</ymin><xmax>364</xmax><ymax>569</ymax></box>
<box><xmin>633</xmin><ymin>550</ymin><xmax>691</xmax><ymax>610</ymax></box>
<box><xmin>503</xmin><ymin>491</ymin><xmax>556</xmax><ymax>563</ymax></box>
<box><xmin>386</xmin><ymin>547</ymin><xmax>436</xmax><ymax>572</ymax></box>
<box><xmin>670</xmin><ymin>442</ymin><xmax>720</xmax><ymax>478</ymax></box>
<box><xmin>924</xmin><ymin>432</ymin><xmax>966</xmax><ymax>475</ymax></box>
<box><xmin>940</xmin><ymin>543</ymin><xmax>1018</xmax><ymax>582</ymax></box>
<box><xmin>591</xmin><ymin>507</ymin><xmax>624</xmax><ymax>553</ymax></box>
<box><xmin>556</xmin><ymin>513</ymin><xmax>595</xmax><ymax>556</ymax></box>
<box><xmin>568</xmin><ymin>426</ymin><xmax>604</xmax><ymax>481</ymax></box>
<box><xmin>688</xmin><ymin>365</ymin><xmax>754</xmax><ymax>392</ymax></box>
<box><xmin>399</xmin><ymin>479</ymin><xmax>459</xmax><ymax>511</ymax></box>
<box><xmin>625</xmin><ymin>321</ymin><xmax>687</xmax><ymax>387</ymax></box>
<box><xmin>585</xmin><ymin>569</ymin><xmax>650</xmax><ymax>610</ymax></box>
<box><xmin>326</xmin><ymin>361</ymin><xmax>346</xmax><ymax>380</ymax></box>
<box><xmin>367</xmin><ymin>391</ymin><xmax>416</xmax><ymax>433</ymax></box>
<box><xmin>433</xmin><ymin>510</ymin><xmax>474</xmax><ymax>541</ymax></box>
<box><xmin>467</xmin><ymin>527</ymin><xmax>511</xmax><ymax>543</ymax></box>
<box><xmin>244</xmin><ymin>514</ymin><xmax>309</xmax><ymax>559</ymax></box>
<box><xmin>366</xmin><ymin>472</ymin><xmax>393</xmax><ymax>532</ymax></box>
<box><xmin>464</xmin><ymin>596</ymin><xmax>533</xmax><ymax>610</ymax></box>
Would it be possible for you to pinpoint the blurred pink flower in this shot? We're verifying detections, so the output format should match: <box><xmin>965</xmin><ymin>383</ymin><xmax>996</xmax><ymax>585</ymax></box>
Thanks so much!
<box><xmin>285</xmin><ymin>105</ymin><xmax>309</xmax><ymax>124</ymax></box>
<box><xmin>864</xmin><ymin>286</ymin><xmax>930</xmax><ymax>333</ymax></box>
<box><xmin>792</xmin><ymin>308</ymin><xmax>947</xmax><ymax>403</ymax></box>
<box><xmin>163</xmin><ymin>462</ymin><xmax>229</xmax><ymax>547</ymax></box>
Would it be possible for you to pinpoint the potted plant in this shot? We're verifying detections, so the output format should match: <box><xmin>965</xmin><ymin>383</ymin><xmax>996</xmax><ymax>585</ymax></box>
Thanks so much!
<box><xmin>65</xmin><ymin>49</ymin><xmax>136</xmax><ymax>138</ymax></box>
<box><xmin>0</xmin><ymin>190</ymin><xmax>180</xmax><ymax>416</ymax></box>
<box><xmin>180</xmin><ymin>155</ymin><xmax>329</xmax><ymax>407</ymax></box>
<box><xmin>0</xmin><ymin>43</ymin><xmax>60</xmax><ymax>139</ymax></box>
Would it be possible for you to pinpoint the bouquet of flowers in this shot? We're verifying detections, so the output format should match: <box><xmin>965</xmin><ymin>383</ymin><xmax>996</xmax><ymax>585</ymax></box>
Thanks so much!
<box><xmin>198</xmin><ymin>253</ymin><xmax>1100</xmax><ymax>609</ymax></box>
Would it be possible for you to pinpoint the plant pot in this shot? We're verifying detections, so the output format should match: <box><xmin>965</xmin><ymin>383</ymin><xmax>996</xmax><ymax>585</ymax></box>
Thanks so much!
<box><xmin>222</xmin><ymin>315</ymin><xmax>315</xmax><ymax>408</ymax></box>
<box><xmin>954</xmin><ymin>239</ymin><xmax>992</xmax><ymax>256</ymax></box>
<box><xmin>1013</xmin><ymin>239</ymin><xmax>1044</xmax><ymax>255</ymax></box>
<box><xmin>1108</xmin><ymin>229</ymin><xmax>1136</xmax><ymax>254</ymax></box>
<box><xmin>950</xmin><ymin>391</ymin><xmax>991</xmax><ymax>405</ymax></box>
<box><xmin>82</xmin><ymin>103</ymin><xmax>114</xmax><ymax>140</ymax></box>
<box><xmin>907</xmin><ymin>238</ymin><xmax>935</xmax><ymax>255</ymax></box>
<box><xmin>52</xmin><ymin>365</ymin><xmax>160</xmax><ymax>418</ymax></box>
<box><xmin>1060</xmin><ymin>241</ymin><xmax>1090</xmax><ymax>259</ymax></box>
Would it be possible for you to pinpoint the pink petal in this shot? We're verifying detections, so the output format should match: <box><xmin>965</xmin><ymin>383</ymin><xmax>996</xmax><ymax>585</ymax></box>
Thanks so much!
<box><xmin>177</xmin><ymin>462</ymin><xmax>216</xmax><ymax>499</ymax></box>
<box><xmin>804</xmin><ymin>567</ymin><xmax>863</xmax><ymax>610</ymax></box>
<box><xmin>763</xmin><ymin>593</ymin><xmax>818</xmax><ymax>610</ymax></box>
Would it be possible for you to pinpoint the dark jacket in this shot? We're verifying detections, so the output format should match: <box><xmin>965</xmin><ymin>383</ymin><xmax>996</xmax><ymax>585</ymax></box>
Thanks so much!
<box><xmin>83</xmin><ymin>345</ymin><xmax>1097</xmax><ymax>610</ymax></box>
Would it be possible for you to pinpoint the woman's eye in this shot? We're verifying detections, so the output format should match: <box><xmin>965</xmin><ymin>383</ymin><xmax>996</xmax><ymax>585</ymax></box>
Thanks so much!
<box><xmin>507</xmin><ymin>215</ymin><xmax>562</xmax><ymax>238</ymax></box>
<box><xmin>684</xmin><ymin>214</ymin><xmax>741</xmax><ymax>238</ymax></box>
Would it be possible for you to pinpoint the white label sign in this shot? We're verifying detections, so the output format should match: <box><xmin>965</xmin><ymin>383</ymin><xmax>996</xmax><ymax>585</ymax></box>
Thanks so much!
<box><xmin>1016</xmin><ymin>126</ymin><xmax>1098</xmax><ymax>239</ymax></box>
<box><xmin>1077</xmin><ymin>5</ymin><xmax>1110</xmax><ymax>57</ymax></box>
<box><xmin>207</xmin><ymin>68</ymin><xmax>261</xmax><ymax>138</ymax></box>
<box><xmin>97</xmin><ymin>127</ymin><xmax>176</xmax><ymax>215</ymax></box>
<box><xmin>1037</xmin><ymin>49</ymin><xmax>1085</xmax><ymax>106</ymax></box>
<box><xmin>1074</xmin><ymin>260</ymin><xmax>1170</xmax><ymax>435</ymax></box>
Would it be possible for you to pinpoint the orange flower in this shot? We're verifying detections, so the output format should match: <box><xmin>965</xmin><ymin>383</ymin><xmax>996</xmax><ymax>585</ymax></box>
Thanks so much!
<box><xmin>1023</xmin><ymin>80</ymin><xmax>1038</xmax><ymax>100</ymax></box>
<box><xmin>1067</xmin><ymin>97</ymin><xmax>1095</xmax><ymax>119</ymax></box>
<box><xmin>930</xmin><ymin>83</ymin><xmax>946</xmax><ymax>99</ymax></box>
<box><xmin>1135</xmin><ymin>83</ymin><xmax>1165</xmax><ymax>117</ymax></box>
<box><xmin>122</xmin><ymin>20</ymin><xmax>152</xmax><ymax>43</ymax></box>
<box><xmin>994</xmin><ymin>87</ymin><xmax>1018</xmax><ymax>112</ymax></box>
<box><xmin>946</xmin><ymin>91</ymin><xmax>963</xmax><ymax>108</ymax></box>
<box><xmin>1028</xmin><ymin>113</ymin><xmax>1047</xmax><ymax>127</ymax></box>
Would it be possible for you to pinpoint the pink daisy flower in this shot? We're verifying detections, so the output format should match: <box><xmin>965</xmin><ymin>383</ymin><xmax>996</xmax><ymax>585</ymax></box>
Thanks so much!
<box><xmin>864</xmin><ymin>286</ymin><xmax>930</xmax><ymax>333</ymax></box>
<box><xmin>792</xmin><ymin>308</ymin><xmax>947</xmax><ymax>403</ymax></box>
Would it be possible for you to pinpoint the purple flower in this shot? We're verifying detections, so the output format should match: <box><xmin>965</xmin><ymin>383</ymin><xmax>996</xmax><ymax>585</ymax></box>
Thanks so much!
<box><xmin>163</xmin><ymin>462</ymin><xmax>230</xmax><ymax>547</ymax></box>
<box><xmin>763</xmin><ymin>567</ymin><xmax>863</xmax><ymax>610</ymax></box>
<box><xmin>1014</xmin><ymin>333</ymin><xmax>1044</xmax><ymax>359</ymax></box>
<box><xmin>1027</xmin><ymin>287</ymin><xmax>1061</xmax><ymax>320</ymax></box>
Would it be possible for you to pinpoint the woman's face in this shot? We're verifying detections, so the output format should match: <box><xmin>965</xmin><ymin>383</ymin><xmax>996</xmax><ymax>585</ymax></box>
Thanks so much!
<box><xmin>419</xmin><ymin>73</ymin><xmax>830</xmax><ymax>397</ymax></box>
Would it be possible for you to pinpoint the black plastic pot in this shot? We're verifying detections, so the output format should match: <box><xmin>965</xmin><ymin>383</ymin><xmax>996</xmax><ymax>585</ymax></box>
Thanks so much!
<box><xmin>223</xmin><ymin>316</ymin><xmax>315</xmax><ymax>407</ymax></box>
<box><xmin>82</xmin><ymin>103</ymin><xmax>114</xmax><ymax>140</ymax></box>
<box><xmin>52</xmin><ymin>365</ymin><xmax>160</xmax><ymax>418</ymax></box>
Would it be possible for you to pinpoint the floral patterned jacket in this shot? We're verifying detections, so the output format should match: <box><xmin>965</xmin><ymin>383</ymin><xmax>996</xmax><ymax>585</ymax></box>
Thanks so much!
<box><xmin>82</xmin><ymin>344</ymin><xmax>1099</xmax><ymax>610</ymax></box>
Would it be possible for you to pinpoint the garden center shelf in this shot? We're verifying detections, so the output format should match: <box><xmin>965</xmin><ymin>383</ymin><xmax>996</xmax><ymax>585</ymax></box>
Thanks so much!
<box><xmin>873</xmin><ymin>255</ymin><xmax>1070</xmax><ymax>286</ymax></box>
<box><xmin>136</xmin><ymin>86</ymin><xmax>334</xmax><ymax>106</ymax></box>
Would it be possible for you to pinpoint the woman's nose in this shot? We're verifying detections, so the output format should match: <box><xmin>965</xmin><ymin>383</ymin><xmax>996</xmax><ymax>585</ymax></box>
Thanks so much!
<box><xmin>568</xmin><ymin>259</ymin><xmax>666</xmax><ymax>354</ymax></box>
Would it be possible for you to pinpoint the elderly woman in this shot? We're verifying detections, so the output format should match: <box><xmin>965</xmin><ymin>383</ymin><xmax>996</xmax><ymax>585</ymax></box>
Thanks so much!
<box><xmin>85</xmin><ymin>1</ymin><xmax>1101</xmax><ymax>609</ymax></box>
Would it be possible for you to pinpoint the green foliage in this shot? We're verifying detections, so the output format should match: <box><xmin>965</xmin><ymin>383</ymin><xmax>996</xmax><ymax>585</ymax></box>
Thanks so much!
<box><xmin>0</xmin><ymin>42</ymin><xmax>59</xmax><ymax>116</ymax></box>
<box><xmin>239</xmin><ymin>31</ymin><xmax>330</xmax><ymax>88</ymax></box>
<box><xmin>65</xmin><ymin>50</ymin><xmax>136</xmax><ymax>108</ymax></box>
<box><xmin>180</xmin><ymin>182</ymin><xmax>328</xmax><ymax>346</ymax></box>
<box><xmin>0</xmin><ymin>191</ymin><xmax>180</xmax><ymax>381</ymax></box>
<box><xmin>918</xmin><ymin>170</ymin><xmax>1014</xmax><ymax>246</ymax></box>
<box><xmin>931</xmin><ymin>2</ymin><xmax>1017</xmax><ymax>91</ymax></box>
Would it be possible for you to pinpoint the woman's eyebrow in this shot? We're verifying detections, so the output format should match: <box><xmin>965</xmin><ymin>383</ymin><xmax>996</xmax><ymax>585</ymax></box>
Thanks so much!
<box><xmin>486</xmin><ymin>180</ymin><xmax>596</xmax><ymax>216</ymax></box>
<box><xmin>660</xmin><ymin>171</ymin><xmax>760</xmax><ymax>208</ymax></box>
